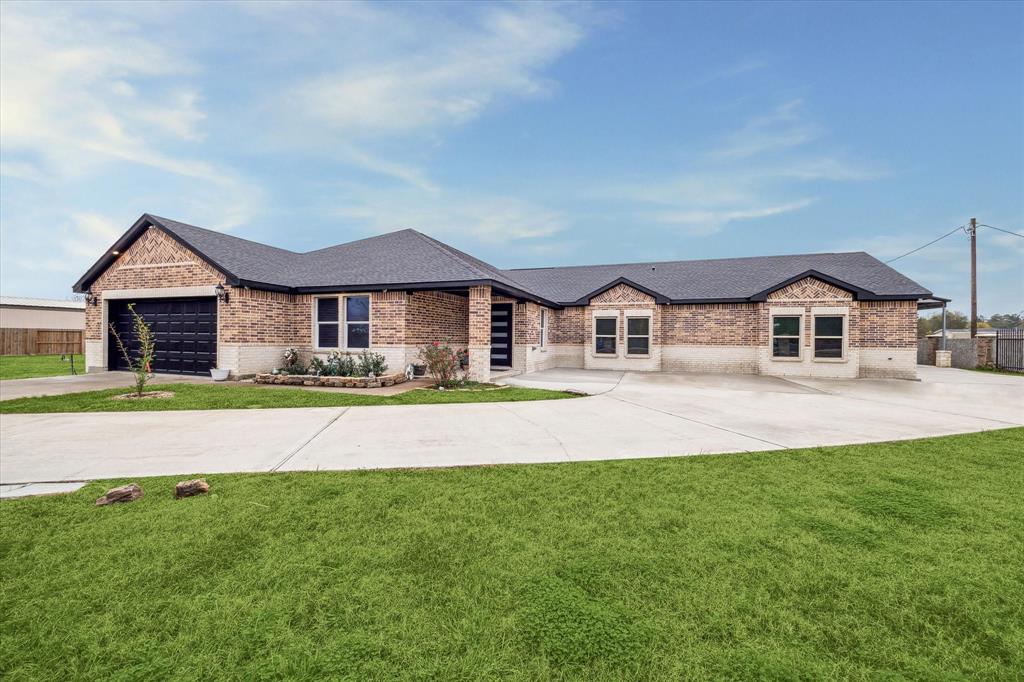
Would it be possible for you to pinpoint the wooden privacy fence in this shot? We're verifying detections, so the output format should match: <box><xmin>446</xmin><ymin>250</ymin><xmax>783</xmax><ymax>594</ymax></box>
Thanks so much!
<box><xmin>0</xmin><ymin>328</ymin><xmax>84</xmax><ymax>356</ymax></box>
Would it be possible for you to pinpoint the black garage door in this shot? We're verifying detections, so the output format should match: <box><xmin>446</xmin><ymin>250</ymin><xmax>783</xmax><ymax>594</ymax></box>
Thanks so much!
<box><xmin>108</xmin><ymin>297</ymin><xmax>217</xmax><ymax>375</ymax></box>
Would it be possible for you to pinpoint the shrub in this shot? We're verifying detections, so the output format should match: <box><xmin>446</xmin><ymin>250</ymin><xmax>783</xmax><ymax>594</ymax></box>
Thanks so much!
<box><xmin>107</xmin><ymin>303</ymin><xmax>156</xmax><ymax>397</ymax></box>
<box><xmin>418</xmin><ymin>340</ymin><xmax>467</xmax><ymax>388</ymax></box>
<box><xmin>280</xmin><ymin>347</ymin><xmax>307</xmax><ymax>375</ymax></box>
<box><xmin>309</xmin><ymin>357</ymin><xmax>328</xmax><ymax>376</ymax></box>
<box><xmin>356</xmin><ymin>350</ymin><xmax>388</xmax><ymax>377</ymax></box>
<box><xmin>328</xmin><ymin>350</ymin><xmax>357</xmax><ymax>377</ymax></box>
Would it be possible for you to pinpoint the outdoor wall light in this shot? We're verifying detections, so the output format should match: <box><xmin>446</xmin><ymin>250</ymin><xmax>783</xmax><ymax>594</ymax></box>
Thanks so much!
<box><xmin>85</xmin><ymin>290</ymin><xmax>98</xmax><ymax>306</ymax></box>
<box><xmin>215</xmin><ymin>283</ymin><xmax>229</xmax><ymax>304</ymax></box>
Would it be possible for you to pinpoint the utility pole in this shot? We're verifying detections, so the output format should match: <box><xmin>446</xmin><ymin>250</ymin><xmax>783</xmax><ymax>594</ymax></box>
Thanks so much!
<box><xmin>968</xmin><ymin>217</ymin><xmax>977</xmax><ymax>338</ymax></box>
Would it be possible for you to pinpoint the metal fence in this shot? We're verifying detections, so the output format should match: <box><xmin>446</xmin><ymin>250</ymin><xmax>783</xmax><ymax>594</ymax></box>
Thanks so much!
<box><xmin>994</xmin><ymin>329</ymin><xmax>1024</xmax><ymax>372</ymax></box>
<box><xmin>0</xmin><ymin>328</ymin><xmax>84</xmax><ymax>356</ymax></box>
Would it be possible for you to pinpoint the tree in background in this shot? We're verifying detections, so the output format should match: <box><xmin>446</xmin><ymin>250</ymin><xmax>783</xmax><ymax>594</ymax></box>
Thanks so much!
<box><xmin>918</xmin><ymin>310</ymin><xmax>968</xmax><ymax>337</ymax></box>
<box><xmin>985</xmin><ymin>313</ymin><xmax>1024</xmax><ymax>328</ymax></box>
<box><xmin>917</xmin><ymin>310</ymin><xmax>1023</xmax><ymax>337</ymax></box>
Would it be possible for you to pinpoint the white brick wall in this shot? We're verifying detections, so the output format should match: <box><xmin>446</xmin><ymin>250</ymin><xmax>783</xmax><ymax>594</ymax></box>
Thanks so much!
<box><xmin>85</xmin><ymin>340</ymin><xmax>105</xmax><ymax>373</ymax></box>
<box><xmin>858</xmin><ymin>348</ymin><xmax>917</xmax><ymax>379</ymax></box>
<box><xmin>660</xmin><ymin>345</ymin><xmax>758</xmax><ymax>374</ymax></box>
<box><xmin>757</xmin><ymin>346</ymin><xmax>861</xmax><ymax>379</ymax></box>
<box><xmin>583</xmin><ymin>346</ymin><xmax>662</xmax><ymax>371</ymax></box>
<box><xmin>221</xmin><ymin>344</ymin><xmax>311</xmax><ymax>376</ymax></box>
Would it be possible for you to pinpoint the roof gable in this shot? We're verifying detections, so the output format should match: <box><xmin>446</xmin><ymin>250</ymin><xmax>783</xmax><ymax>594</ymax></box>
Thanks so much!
<box><xmin>762</xmin><ymin>273</ymin><xmax>857</xmax><ymax>301</ymax></box>
<box><xmin>582</xmin><ymin>279</ymin><xmax>665</xmax><ymax>305</ymax></box>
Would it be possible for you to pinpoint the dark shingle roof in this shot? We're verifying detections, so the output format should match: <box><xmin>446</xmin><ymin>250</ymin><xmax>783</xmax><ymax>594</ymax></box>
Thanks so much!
<box><xmin>505</xmin><ymin>251</ymin><xmax>932</xmax><ymax>304</ymax></box>
<box><xmin>74</xmin><ymin>214</ymin><xmax>933</xmax><ymax>305</ymax></box>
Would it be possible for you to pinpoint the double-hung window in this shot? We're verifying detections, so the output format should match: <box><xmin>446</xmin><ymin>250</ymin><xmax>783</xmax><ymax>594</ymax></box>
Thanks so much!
<box><xmin>316</xmin><ymin>297</ymin><xmax>339</xmax><ymax>348</ymax></box>
<box><xmin>539</xmin><ymin>309</ymin><xmax>548</xmax><ymax>348</ymax></box>
<box><xmin>345</xmin><ymin>295</ymin><xmax>370</xmax><ymax>348</ymax></box>
<box><xmin>814</xmin><ymin>316</ymin><xmax>844</xmax><ymax>359</ymax></box>
<box><xmin>772</xmin><ymin>315</ymin><xmax>800</xmax><ymax>358</ymax></box>
<box><xmin>594</xmin><ymin>317</ymin><xmax>617</xmax><ymax>354</ymax></box>
<box><xmin>626</xmin><ymin>317</ymin><xmax>650</xmax><ymax>355</ymax></box>
<box><xmin>316</xmin><ymin>295</ymin><xmax>370</xmax><ymax>349</ymax></box>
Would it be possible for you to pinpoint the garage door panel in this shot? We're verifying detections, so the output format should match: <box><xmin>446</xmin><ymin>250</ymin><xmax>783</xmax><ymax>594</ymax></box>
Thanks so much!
<box><xmin>108</xmin><ymin>297</ymin><xmax>217</xmax><ymax>376</ymax></box>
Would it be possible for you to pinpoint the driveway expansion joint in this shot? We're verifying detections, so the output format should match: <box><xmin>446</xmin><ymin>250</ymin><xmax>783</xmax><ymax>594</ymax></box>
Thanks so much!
<box><xmin>270</xmin><ymin>408</ymin><xmax>349</xmax><ymax>472</ymax></box>
<box><xmin>606</xmin><ymin>394</ymin><xmax>789</xmax><ymax>449</ymax></box>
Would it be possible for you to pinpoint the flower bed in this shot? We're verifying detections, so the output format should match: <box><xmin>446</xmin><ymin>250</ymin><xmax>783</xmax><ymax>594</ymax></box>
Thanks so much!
<box><xmin>255</xmin><ymin>372</ymin><xmax>408</xmax><ymax>389</ymax></box>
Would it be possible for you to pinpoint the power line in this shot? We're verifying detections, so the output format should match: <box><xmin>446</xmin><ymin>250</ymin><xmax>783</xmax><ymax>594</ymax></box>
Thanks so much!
<box><xmin>885</xmin><ymin>224</ymin><xmax>966</xmax><ymax>264</ymax></box>
<box><xmin>979</xmin><ymin>224</ymin><xmax>1024</xmax><ymax>239</ymax></box>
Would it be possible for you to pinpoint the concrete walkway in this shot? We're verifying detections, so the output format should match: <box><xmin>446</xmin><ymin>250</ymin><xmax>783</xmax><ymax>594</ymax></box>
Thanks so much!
<box><xmin>1</xmin><ymin>367</ymin><xmax>1021</xmax><ymax>494</ymax></box>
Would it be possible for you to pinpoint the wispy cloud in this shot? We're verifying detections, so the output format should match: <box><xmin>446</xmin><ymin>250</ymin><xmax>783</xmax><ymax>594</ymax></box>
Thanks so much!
<box><xmin>653</xmin><ymin>198</ymin><xmax>817</xmax><ymax>236</ymax></box>
<box><xmin>606</xmin><ymin>99</ymin><xmax>881</xmax><ymax>236</ymax></box>
<box><xmin>710</xmin><ymin>99</ymin><xmax>821</xmax><ymax>160</ymax></box>
<box><xmin>334</xmin><ymin>185</ymin><xmax>568</xmax><ymax>245</ymax></box>
<box><xmin>288</xmin><ymin>4</ymin><xmax>584</xmax><ymax>136</ymax></box>
<box><xmin>0</xmin><ymin>2</ymin><xmax>262</xmax><ymax>229</ymax></box>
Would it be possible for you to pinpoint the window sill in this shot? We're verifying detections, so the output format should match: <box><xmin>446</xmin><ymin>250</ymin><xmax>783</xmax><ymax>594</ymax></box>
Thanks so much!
<box><xmin>813</xmin><ymin>357</ymin><xmax>847</xmax><ymax>363</ymax></box>
<box><xmin>625</xmin><ymin>354</ymin><xmax>651</xmax><ymax>359</ymax></box>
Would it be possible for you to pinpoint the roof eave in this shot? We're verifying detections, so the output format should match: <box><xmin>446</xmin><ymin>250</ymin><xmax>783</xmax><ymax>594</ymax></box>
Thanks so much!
<box><xmin>288</xmin><ymin>279</ymin><xmax>563</xmax><ymax>309</ymax></box>
<box><xmin>73</xmin><ymin>214</ymin><xmax>238</xmax><ymax>293</ymax></box>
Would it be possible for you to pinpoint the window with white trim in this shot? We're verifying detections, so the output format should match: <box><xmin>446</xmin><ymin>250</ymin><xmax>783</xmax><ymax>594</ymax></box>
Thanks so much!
<box><xmin>626</xmin><ymin>317</ymin><xmax>650</xmax><ymax>355</ymax></box>
<box><xmin>772</xmin><ymin>315</ymin><xmax>800</xmax><ymax>358</ymax></box>
<box><xmin>539</xmin><ymin>308</ymin><xmax>548</xmax><ymax>348</ymax></box>
<box><xmin>814</xmin><ymin>315</ymin><xmax>844</xmax><ymax>359</ymax></box>
<box><xmin>594</xmin><ymin>317</ymin><xmax>617</xmax><ymax>355</ymax></box>
<box><xmin>316</xmin><ymin>295</ymin><xmax>371</xmax><ymax>349</ymax></box>
<box><xmin>316</xmin><ymin>297</ymin><xmax>339</xmax><ymax>348</ymax></box>
<box><xmin>345</xmin><ymin>295</ymin><xmax>370</xmax><ymax>348</ymax></box>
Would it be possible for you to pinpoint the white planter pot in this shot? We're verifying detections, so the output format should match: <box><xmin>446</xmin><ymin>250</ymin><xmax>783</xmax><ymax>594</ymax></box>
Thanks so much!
<box><xmin>210</xmin><ymin>368</ymin><xmax>230</xmax><ymax>381</ymax></box>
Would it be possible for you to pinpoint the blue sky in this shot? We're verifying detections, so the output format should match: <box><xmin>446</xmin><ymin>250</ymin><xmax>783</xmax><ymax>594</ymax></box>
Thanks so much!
<box><xmin>1</xmin><ymin>1</ymin><xmax>1021</xmax><ymax>314</ymax></box>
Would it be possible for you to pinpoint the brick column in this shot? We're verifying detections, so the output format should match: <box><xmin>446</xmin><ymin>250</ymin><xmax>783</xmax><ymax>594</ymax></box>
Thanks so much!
<box><xmin>467</xmin><ymin>285</ymin><xmax>491</xmax><ymax>382</ymax></box>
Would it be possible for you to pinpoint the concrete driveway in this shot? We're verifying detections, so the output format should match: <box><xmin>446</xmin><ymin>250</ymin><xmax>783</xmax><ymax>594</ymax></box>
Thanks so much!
<box><xmin>1</xmin><ymin>367</ymin><xmax>1021</xmax><ymax>492</ymax></box>
<box><xmin>0</xmin><ymin>371</ymin><xmax>209</xmax><ymax>401</ymax></box>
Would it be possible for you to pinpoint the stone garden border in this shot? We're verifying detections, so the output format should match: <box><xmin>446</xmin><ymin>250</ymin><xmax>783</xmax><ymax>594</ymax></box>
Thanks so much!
<box><xmin>255</xmin><ymin>372</ymin><xmax>409</xmax><ymax>389</ymax></box>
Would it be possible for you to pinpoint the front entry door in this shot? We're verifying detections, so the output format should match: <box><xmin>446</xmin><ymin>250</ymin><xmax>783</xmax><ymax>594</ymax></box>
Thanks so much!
<box><xmin>490</xmin><ymin>303</ymin><xmax>513</xmax><ymax>369</ymax></box>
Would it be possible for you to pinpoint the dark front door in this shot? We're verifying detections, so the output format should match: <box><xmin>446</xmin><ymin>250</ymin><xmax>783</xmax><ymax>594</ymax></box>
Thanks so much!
<box><xmin>490</xmin><ymin>303</ymin><xmax>513</xmax><ymax>369</ymax></box>
<box><xmin>108</xmin><ymin>297</ymin><xmax>217</xmax><ymax>375</ymax></box>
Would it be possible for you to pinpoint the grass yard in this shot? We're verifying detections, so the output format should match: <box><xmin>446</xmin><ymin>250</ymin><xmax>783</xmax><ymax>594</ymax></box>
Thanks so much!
<box><xmin>0</xmin><ymin>381</ymin><xmax>577</xmax><ymax>413</ymax></box>
<box><xmin>1</xmin><ymin>429</ymin><xmax>1022</xmax><ymax>680</ymax></box>
<box><xmin>0</xmin><ymin>354</ymin><xmax>83</xmax><ymax>381</ymax></box>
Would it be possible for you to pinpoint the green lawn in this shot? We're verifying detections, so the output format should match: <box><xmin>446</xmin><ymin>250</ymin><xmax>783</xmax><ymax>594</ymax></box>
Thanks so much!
<box><xmin>2</xmin><ymin>429</ymin><xmax>1022</xmax><ymax>680</ymax></box>
<box><xmin>0</xmin><ymin>354</ymin><xmax>83</xmax><ymax>381</ymax></box>
<box><xmin>0</xmin><ymin>381</ymin><xmax>577</xmax><ymax>414</ymax></box>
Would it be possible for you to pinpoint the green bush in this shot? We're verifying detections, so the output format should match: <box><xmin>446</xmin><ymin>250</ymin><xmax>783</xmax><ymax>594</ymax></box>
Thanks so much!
<box><xmin>356</xmin><ymin>350</ymin><xmax>388</xmax><ymax>376</ymax></box>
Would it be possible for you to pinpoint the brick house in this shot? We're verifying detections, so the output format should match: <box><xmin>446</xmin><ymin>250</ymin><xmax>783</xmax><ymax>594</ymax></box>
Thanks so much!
<box><xmin>73</xmin><ymin>214</ymin><xmax>935</xmax><ymax>381</ymax></box>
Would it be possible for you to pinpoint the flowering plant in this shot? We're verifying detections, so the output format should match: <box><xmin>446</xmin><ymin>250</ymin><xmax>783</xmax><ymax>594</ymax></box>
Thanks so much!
<box><xmin>280</xmin><ymin>347</ymin><xmax>306</xmax><ymax>374</ymax></box>
<box><xmin>418</xmin><ymin>339</ymin><xmax>468</xmax><ymax>388</ymax></box>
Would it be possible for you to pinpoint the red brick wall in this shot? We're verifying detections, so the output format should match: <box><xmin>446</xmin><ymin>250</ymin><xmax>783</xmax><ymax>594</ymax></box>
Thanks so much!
<box><xmin>468</xmin><ymin>286</ymin><xmax>491</xmax><ymax>347</ymax></box>
<box><xmin>855</xmin><ymin>300</ymin><xmax>917</xmax><ymax>348</ymax></box>
<box><xmin>549</xmin><ymin>307</ymin><xmax>586</xmax><ymax>344</ymax></box>
<box><xmin>85</xmin><ymin>227</ymin><xmax>224</xmax><ymax>340</ymax></box>
<box><xmin>660</xmin><ymin>304</ymin><xmax>760</xmax><ymax>345</ymax></box>
<box><xmin>220</xmin><ymin>289</ymin><xmax>311</xmax><ymax>345</ymax></box>
<box><xmin>370</xmin><ymin>291</ymin><xmax>408</xmax><ymax>346</ymax></box>
<box><xmin>406</xmin><ymin>291</ymin><xmax>469</xmax><ymax>346</ymax></box>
